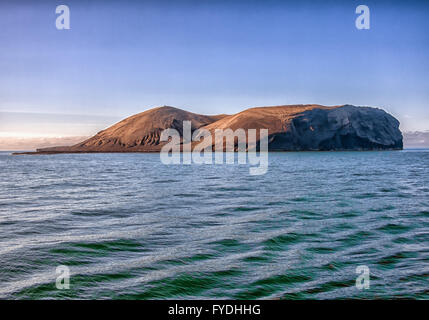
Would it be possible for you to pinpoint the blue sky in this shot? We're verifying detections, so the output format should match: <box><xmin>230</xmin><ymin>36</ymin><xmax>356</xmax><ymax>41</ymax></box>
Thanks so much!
<box><xmin>0</xmin><ymin>0</ymin><xmax>428</xmax><ymax>139</ymax></box>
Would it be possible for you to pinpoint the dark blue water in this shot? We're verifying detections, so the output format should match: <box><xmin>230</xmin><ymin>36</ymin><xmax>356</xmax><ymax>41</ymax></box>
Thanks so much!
<box><xmin>0</xmin><ymin>151</ymin><xmax>428</xmax><ymax>299</ymax></box>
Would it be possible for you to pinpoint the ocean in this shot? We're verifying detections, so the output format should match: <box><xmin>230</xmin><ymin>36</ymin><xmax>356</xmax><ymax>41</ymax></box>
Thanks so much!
<box><xmin>0</xmin><ymin>150</ymin><xmax>428</xmax><ymax>299</ymax></box>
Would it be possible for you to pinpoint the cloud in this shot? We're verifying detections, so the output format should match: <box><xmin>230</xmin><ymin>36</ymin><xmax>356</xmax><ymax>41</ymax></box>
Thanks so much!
<box><xmin>0</xmin><ymin>136</ymin><xmax>89</xmax><ymax>151</ymax></box>
<box><xmin>403</xmin><ymin>131</ymin><xmax>429</xmax><ymax>148</ymax></box>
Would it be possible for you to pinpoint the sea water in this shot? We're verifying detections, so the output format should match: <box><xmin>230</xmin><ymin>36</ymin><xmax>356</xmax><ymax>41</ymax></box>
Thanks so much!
<box><xmin>0</xmin><ymin>150</ymin><xmax>427</xmax><ymax>299</ymax></box>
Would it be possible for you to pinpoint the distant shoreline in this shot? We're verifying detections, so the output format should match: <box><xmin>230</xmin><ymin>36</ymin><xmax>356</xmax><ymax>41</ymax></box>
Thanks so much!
<box><xmin>12</xmin><ymin>149</ymin><xmax>406</xmax><ymax>156</ymax></box>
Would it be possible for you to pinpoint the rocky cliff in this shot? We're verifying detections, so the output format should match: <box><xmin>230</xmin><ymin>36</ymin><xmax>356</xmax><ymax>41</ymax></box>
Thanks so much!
<box><xmin>268</xmin><ymin>105</ymin><xmax>403</xmax><ymax>150</ymax></box>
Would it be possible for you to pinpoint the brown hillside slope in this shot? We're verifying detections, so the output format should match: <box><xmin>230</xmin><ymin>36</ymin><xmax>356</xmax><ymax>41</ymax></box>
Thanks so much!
<box><xmin>202</xmin><ymin>104</ymin><xmax>333</xmax><ymax>133</ymax></box>
<box><xmin>38</xmin><ymin>106</ymin><xmax>226</xmax><ymax>152</ymax></box>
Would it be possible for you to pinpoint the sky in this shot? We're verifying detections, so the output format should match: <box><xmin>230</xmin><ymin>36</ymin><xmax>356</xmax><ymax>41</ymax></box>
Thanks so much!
<box><xmin>0</xmin><ymin>0</ymin><xmax>428</xmax><ymax>149</ymax></box>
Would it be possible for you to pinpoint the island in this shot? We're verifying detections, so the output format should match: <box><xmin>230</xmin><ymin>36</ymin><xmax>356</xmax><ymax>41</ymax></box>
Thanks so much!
<box><xmin>14</xmin><ymin>104</ymin><xmax>403</xmax><ymax>154</ymax></box>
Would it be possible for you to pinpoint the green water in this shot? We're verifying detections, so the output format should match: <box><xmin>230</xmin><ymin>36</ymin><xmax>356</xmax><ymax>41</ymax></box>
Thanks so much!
<box><xmin>0</xmin><ymin>150</ymin><xmax>428</xmax><ymax>299</ymax></box>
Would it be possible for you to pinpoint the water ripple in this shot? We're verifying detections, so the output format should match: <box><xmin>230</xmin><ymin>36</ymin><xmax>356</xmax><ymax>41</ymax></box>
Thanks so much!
<box><xmin>0</xmin><ymin>150</ymin><xmax>428</xmax><ymax>299</ymax></box>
